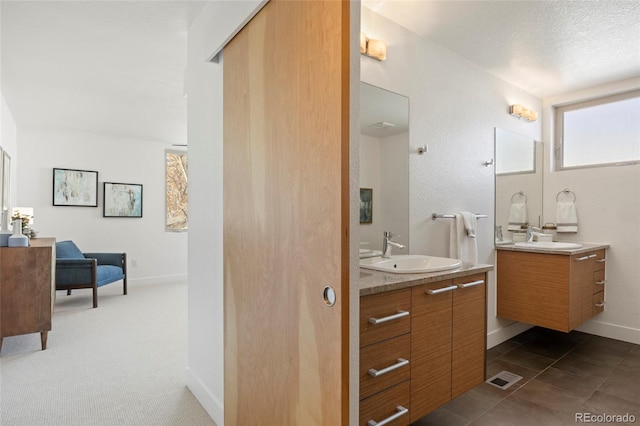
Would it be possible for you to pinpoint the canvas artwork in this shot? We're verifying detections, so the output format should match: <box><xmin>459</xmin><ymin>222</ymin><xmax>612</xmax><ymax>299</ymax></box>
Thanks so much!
<box><xmin>103</xmin><ymin>182</ymin><xmax>143</xmax><ymax>218</ymax></box>
<box><xmin>53</xmin><ymin>168</ymin><xmax>98</xmax><ymax>207</ymax></box>
<box><xmin>165</xmin><ymin>150</ymin><xmax>188</xmax><ymax>231</ymax></box>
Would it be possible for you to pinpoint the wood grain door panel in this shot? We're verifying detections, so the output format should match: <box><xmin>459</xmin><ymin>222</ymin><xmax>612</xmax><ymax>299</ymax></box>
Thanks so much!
<box><xmin>223</xmin><ymin>0</ymin><xmax>350</xmax><ymax>424</ymax></box>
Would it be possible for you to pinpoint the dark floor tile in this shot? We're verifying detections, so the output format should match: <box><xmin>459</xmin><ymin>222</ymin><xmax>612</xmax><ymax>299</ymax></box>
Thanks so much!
<box><xmin>553</xmin><ymin>353</ymin><xmax>619</xmax><ymax>379</ymax></box>
<box><xmin>519</xmin><ymin>336</ymin><xmax>579</xmax><ymax>360</ymax></box>
<box><xmin>597</xmin><ymin>363</ymin><xmax>640</xmax><ymax>404</ymax></box>
<box><xmin>487</xmin><ymin>341</ymin><xmax>520</xmax><ymax>362</ymax></box>
<box><xmin>497</xmin><ymin>347</ymin><xmax>556</xmax><ymax>372</ymax></box>
<box><xmin>578</xmin><ymin>335</ymin><xmax>636</xmax><ymax>358</ymax></box>
<box><xmin>582</xmin><ymin>390</ymin><xmax>640</xmax><ymax>418</ymax></box>
<box><xmin>508</xmin><ymin>327</ymin><xmax>545</xmax><ymax>345</ymax></box>
<box><xmin>509</xmin><ymin>379</ymin><xmax>586</xmax><ymax>416</ymax></box>
<box><xmin>622</xmin><ymin>349</ymin><xmax>640</xmax><ymax>369</ymax></box>
<box><xmin>411</xmin><ymin>405</ymin><xmax>468</xmax><ymax>426</ymax></box>
<box><xmin>469</xmin><ymin>396</ymin><xmax>566</xmax><ymax>426</ymax></box>
<box><xmin>440</xmin><ymin>386</ymin><xmax>503</xmax><ymax>422</ymax></box>
<box><xmin>568</xmin><ymin>344</ymin><xmax>626</xmax><ymax>368</ymax></box>
<box><xmin>535</xmin><ymin>367</ymin><xmax>604</xmax><ymax>399</ymax></box>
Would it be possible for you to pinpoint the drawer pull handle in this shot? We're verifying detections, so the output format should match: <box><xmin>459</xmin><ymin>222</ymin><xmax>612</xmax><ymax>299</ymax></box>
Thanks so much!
<box><xmin>368</xmin><ymin>358</ymin><xmax>409</xmax><ymax>377</ymax></box>
<box><xmin>595</xmin><ymin>280</ymin><xmax>606</xmax><ymax>285</ymax></box>
<box><xmin>368</xmin><ymin>310</ymin><xmax>409</xmax><ymax>325</ymax></box>
<box><xmin>575</xmin><ymin>254</ymin><xmax>597</xmax><ymax>261</ymax></box>
<box><xmin>367</xmin><ymin>405</ymin><xmax>409</xmax><ymax>426</ymax></box>
<box><xmin>457</xmin><ymin>279</ymin><xmax>485</xmax><ymax>289</ymax></box>
<box><xmin>596</xmin><ymin>258</ymin><xmax>607</xmax><ymax>263</ymax></box>
<box><xmin>595</xmin><ymin>301</ymin><xmax>606</xmax><ymax>307</ymax></box>
<box><xmin>426</xmin><ymin>285</ymin><xmax>458</xmax><ymax>295</ymax></box>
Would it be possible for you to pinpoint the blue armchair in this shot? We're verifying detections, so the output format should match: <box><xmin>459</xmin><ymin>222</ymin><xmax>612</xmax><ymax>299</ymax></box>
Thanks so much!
<box><xmin>55</xmin><ymin>240</ymin><xmax>127</xmax><ymax>308</ymax></box>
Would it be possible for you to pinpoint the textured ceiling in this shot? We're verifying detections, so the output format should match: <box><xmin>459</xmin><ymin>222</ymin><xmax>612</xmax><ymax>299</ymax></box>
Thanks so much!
<box><xmin>2</xmin><ymin>1</ymin><xmax>639</xmax><ymax>146</ymax></box>
<box><xmin>1</xmin><ymin>1</ymin><xmax>206</xmax><ymax>145</ymax></box>
<box><xmin>363</xmin><ymin>0</ymin><xmax>640</xmax><ymax>98</ymax></box>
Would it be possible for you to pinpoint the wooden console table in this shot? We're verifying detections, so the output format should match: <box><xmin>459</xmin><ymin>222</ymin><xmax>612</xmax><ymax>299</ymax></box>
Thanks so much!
<box><xmin>0</xmin><ymin>237</ymin><xmax>55</xmax><ymax>352</ymax></box>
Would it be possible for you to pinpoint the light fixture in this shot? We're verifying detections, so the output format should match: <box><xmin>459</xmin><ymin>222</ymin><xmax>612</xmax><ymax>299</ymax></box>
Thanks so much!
<box><xmin>369</xmin><ymin>121</ymin><xmax>395</xmax><ymax>129</ymax></box>
<box><xmin>509</xmin><ymin>104</ymin><xmax>538</xmax><ymax>122</ymax></box>
<box><xmin>360</xmin><ymin>33</ymin><xmax>386</xmax><ymax>61</ymax></box>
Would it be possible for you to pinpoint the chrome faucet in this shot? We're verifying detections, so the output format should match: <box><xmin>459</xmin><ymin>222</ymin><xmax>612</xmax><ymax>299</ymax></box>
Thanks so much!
<box><xmin>526</xmin><ymin>226</ymin><xmax>544</xmax><ymax>243</ymax></box>
<box><xmin>382</xmin><ymin>231</ymin><xmax>405</xmax><ymax>258</ymax></box>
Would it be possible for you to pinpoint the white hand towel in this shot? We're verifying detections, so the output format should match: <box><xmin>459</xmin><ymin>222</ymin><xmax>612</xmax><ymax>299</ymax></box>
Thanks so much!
<box><xmin>450</xmin><ymin>213</ymin><xmax>478</xmax><ymax>263</ymax></box>
<box><xmin>461</xmin><ymin>211</ymin><xmax>477</xmax><ymax>238</ymax></box>
<box><xmin>507</xmin><ymin>202</ymin><xmax>528</xmax><ymax>231</ymax></box>
<box><xmin>556</xmin><ymin>201</ymin><xmax>578</xmax><ymax>233</ymax></box>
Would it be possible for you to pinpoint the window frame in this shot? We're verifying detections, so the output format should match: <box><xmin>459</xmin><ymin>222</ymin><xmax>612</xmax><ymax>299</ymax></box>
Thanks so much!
<box><xmin>554</xmin><ymin>89</ymin><xmax>640</xmax><ymax>171</ymax></box>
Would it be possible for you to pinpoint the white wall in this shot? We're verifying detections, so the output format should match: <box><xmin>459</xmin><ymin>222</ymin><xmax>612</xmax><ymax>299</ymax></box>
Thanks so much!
<box><xmin>1</xmin><ymin>92</ymin><xmax>18</xmax><ymax>212</ymax></box>
<box><xmin>361</xmin><ymin>7</ymin><xmax>542</xmax><ymax>347</ymax></box>
<box><xmin>542</xmin><ymin>78</ymin><xmax>640</xmax><ymax>344</ymax></box>
<box><xmin>16</xmin><ymin>127</ymin><xmax>187</xmax><ymax>283</ymax></box>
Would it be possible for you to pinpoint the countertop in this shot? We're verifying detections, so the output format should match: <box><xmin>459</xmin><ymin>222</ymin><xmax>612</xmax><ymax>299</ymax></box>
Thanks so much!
<box><xmin>495</xmin><ymin>242</ymin><xmax>609</xmax><ymax>256</ymax></box>
<box><xmin>359</xmin><ymin>262</ymin><xmax>493</xmax><ymax>296</ymax></box>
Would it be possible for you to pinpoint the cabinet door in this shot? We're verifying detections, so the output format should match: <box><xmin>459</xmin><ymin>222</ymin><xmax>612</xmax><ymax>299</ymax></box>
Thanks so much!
<box><xmin>452</xmin><ymin>274</ymin><xmax>486</xmax><ymax>398</ymax></box>
<box><xmin>410</xmin><ymin>280</ymin><xmax>454</xmax><ymax>422</ymax></box>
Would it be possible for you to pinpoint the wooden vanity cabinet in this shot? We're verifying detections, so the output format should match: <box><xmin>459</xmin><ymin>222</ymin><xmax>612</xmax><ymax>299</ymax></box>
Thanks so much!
<box><xmin>410</xmin><ymin>273</ymin><xmax>487</xmax><ymax>422</ymax></box>
<box><xmin>497</xmin><ymin>249</ymin><xmax>606</xmax><ymax>332</ymax></box>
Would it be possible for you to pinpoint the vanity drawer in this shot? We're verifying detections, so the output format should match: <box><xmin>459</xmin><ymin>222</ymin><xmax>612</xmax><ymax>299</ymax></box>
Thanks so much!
<box><xmin>593</xmin><ymin>250</ymin><xmax>606</xmax><ymax>272</ymax></box>
<box><xmin>361</xmin><ymin>288</ymin><xmax>411</xmax><ymax>347</ymax></box>
<box><xmin>593</xmin><ymin>293</ymin><xmax>605</xmax><ymax>316</ymax></box>
<box><xmin>360</xmin><ymin>380</ymin><xmax>410</xmax><ymax>426</ymax></box>
<box><xmin>360</xmin><ymin>334</ymin><xmax>411</xmax><ymax>400</ymax></box>
<box><xmin>593</xmin><ymin>269</ymin><xmax>605</xmax><ymax>295</ymax></box>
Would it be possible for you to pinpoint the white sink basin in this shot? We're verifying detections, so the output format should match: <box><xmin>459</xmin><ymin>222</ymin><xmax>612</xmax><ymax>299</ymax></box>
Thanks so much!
<box><xmin>360</xmin><ymin>255</ymin><xmax>463</xmax><ymax>274</ymax></box>
<box><xmin>514</xmin><ymin>242</ymin><xmax>583</xmax><ymax>250</ymax></box>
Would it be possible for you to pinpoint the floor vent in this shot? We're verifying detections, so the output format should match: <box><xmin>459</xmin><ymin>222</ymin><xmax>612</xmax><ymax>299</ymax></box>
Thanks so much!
<box><xmin>485</xmin><ymin>371</ymin><xmax>523</xmax><ymax>390</ymax></box>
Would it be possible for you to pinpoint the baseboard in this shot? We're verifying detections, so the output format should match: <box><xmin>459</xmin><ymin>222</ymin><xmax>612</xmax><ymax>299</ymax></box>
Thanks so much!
<box><xmin>186</xmin><ymin>366</ymin><xmax>224</xmax><ymax>426</ymax></box>
<box><xmin>128</xmin><ymin>274</ymin><xmax>187</xmax><ymax>286</ymax></box>
<box><xmin>487</xmin><ymin>321</ymin><xmax>533</xmax><ymax>349</ymax></box>
<box><xmin>576</xmin><ymin>320</ymin><xmax>640</xmax><ymax>345</ymax></box>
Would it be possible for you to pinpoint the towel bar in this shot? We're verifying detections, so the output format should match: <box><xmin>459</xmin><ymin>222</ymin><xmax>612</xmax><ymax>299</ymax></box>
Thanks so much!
<box><xmin>432</xmin><ymin>213</ymin><xmax>488</xmax><ymax>220</ymax></box>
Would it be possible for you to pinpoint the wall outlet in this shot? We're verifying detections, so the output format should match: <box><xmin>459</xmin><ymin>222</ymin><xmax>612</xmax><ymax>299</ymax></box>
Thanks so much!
<box><xmin>131</xmin><ymin>259</ymin><xmax>138</xmax><ymax>268</ymax></box>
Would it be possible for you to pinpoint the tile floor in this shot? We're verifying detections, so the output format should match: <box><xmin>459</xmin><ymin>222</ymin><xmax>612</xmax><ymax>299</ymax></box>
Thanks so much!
<box><xmin>412</xmin><ymin>327</ymin><xmax>640</xmax><ymax>425</ymax></box>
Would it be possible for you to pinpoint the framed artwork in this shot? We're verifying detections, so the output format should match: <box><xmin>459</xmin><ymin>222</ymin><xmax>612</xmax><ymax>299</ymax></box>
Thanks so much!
<box><xmin>165</xmin><ymin>149</ymin><xmax>188</xmax><ymax>232</ymax></box>
<box><xmin>53</xmin><ymin>168</ymin><xmax>98</xmax><ymax>207</ymax></box>
<box><xmin>360</xmin><ymin>188</ymin><xmax>373</xmax><ymax>224</ymax></box>
<box><xmin>103</xmin><ymin>182</ymin><xmax>143</xmax><ymax>218</ymax></box>
<box><xmin>2</xmin><ymin>150</ymin><xmax>11</xmax><ymax>211</ymax></box>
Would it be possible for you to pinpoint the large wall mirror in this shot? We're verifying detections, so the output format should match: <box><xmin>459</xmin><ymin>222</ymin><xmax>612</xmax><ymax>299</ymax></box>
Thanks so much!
<box><xmin>494</xmin><ymin>128</ymin><xmax>543</xmax><ymax>245</ymax></box>
<box><xmin>359</xmin><ymin>82</ymin><xmax>409</xmax><ymax>256</ymax></box>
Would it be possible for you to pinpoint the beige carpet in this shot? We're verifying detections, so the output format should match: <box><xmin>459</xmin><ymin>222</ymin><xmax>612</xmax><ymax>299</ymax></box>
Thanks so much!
<box><xmin>0</xmin><ymin>280</ymin><xmax>215</xmax><ymax>426</ymax></box>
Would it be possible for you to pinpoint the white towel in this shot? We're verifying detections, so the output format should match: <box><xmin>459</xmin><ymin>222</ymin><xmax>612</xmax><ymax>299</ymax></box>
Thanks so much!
<box><xmin>507</xmin><ymin>202</ymin><xmax>528</xmax><ymax>231</ymax></box>
<box><xmin>461</xmin><ymin>211</ymin><xmax>477</xmax><ymax>238</ymax></box>
<box><xmin>556</xmin><ymin>201</ymin><xmax>578</xmax><ymax>233</ymax></box>
<box><xmin>450</xmin><ymin>213</ymin><xmax>478</xmax><ymax>263</ymax></box>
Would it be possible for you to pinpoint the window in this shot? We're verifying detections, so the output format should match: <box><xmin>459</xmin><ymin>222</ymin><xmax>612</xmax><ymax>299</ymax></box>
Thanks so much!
<box><xmin>555</xmin><ymin>89</ymin><xmax>640</xmax><ymax>169</ymax></box>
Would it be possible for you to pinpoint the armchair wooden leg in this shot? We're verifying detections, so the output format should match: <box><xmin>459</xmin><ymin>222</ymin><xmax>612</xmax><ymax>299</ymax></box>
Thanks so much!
<box><xmin>40</xmin><ymin>332</ymin><xmax>48</xmax><ymax>350</ymax></box>
<box><xmin>67</xmin><ymin>289</ymin><xmax>72</xmax><ymax>295</ymax></box>
<box><xmin>123</xmin><ymin>277</ymin><xmax>127</xmax><ymax>295</ymax></box>
<box><xmin>92</xmin><ymin>286</ymin><xmax>98</xmax><ymax>308</ymax></box>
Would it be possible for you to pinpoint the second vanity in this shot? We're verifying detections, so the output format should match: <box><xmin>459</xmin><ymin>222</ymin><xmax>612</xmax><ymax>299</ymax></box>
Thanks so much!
<box><xmin>496</xmin><ymin>243</ymin><xmax>609</xmax><ymax>333</ymax></box>
<box><xmin>359</xmin><ymin>262</ymin><xmax>493</xmax><ymax>425</ymax></box>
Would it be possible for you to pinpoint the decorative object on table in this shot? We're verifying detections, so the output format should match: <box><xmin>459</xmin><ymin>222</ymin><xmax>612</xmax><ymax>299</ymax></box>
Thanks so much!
<box><xmin>103</xmin><ymin>182</ymin><xmax>143</xmax><ymax>218</ymax></box>
<box><xmin>8</xmin><ymin>219</ymin><xmax>29</xmax><ymax>247</ymax></box>
<box><xmin>0</xmin><ymin>209</ymin><xmax>11</xmax><ymax>247</ymax></box>
<box><xmin>165</xmin><ymin>150</ymin><xmax>188</xmax><ymax>232</ymax></box>
<box><xmin>556</xmin><ymin>189</ymin><xmax>578</xmax><ymax>233</ymax></box>
<box><xmin>11</xmin><ymin>207</ymin><xmax>34</xmax><ymax>235</ymax></box>
<box><xmin>52</xmin><ymin>168</ymin><xmax>98</xmax><ymax>207</ymax></box>
<box><xmin>1</xmin><ymin>150</ymin><xmax>10</xmax><ymax>212</ymax></box>
<box><xmin>55</xmin><ymin>240</ymin><xmax>127</xmax><ymax>308</ymax></box>
<box><xmin>360</xmin><ymin>188</ymin><xmax>372</xmax><ymax>224</ymax></box>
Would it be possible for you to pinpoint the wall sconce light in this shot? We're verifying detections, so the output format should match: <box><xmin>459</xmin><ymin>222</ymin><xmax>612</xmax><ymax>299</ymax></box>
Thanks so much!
<box><xmin>361</xmin><ymin>33</ymin><xmax>386</xmax><ymax>61</ymax></box>
<box><xmin>510</xmin><ymin>104</ymin><xmax>538</xmax><ymax>122</ymax></box>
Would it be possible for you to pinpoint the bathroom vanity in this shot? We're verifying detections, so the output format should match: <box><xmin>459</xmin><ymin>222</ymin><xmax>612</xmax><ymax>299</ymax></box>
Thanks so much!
<box><xmin>359</xmin><ymin>262</ymin><xmax>492</xmax><ymax>425</ymax></box>
<box><xmin>496</xmin><ymin>243</ymin><xmax>609</xmax><ymax>333</ymax></box>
